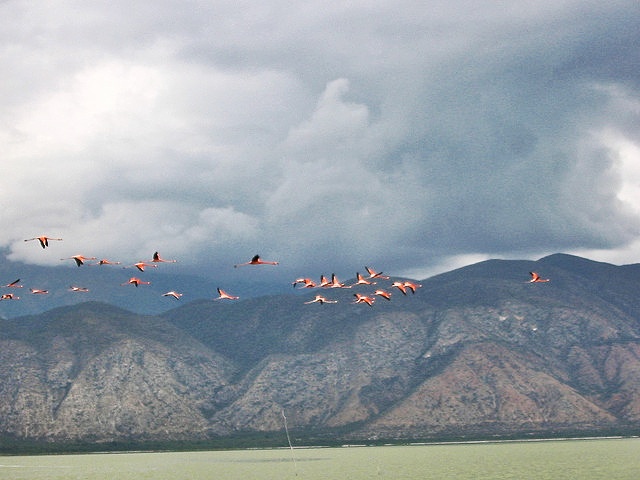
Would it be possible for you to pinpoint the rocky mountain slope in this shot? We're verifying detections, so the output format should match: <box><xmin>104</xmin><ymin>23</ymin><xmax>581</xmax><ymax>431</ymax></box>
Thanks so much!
<box><xmin>1</xmin><ymin>253</ymin><xmax>639</xmax><ymax>445</ymax></box>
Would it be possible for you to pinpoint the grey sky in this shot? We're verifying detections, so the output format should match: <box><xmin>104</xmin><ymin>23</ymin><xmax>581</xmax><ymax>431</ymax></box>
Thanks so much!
<box><xmin>1</xmin><ymin>0</ymin><xmax>639</xmax><ymax>283</ymax></box>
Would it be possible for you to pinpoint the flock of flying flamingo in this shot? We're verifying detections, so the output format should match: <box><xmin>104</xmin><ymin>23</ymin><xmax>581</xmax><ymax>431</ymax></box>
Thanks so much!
<box><xmin>291</xmin><ymin>267</ymin><xmax>424</xmax><ymax>307</ymax></box>
<box><xmin>0</xmin><ymin>236</ymin><xmax>550</xmax><ymax>305</ymax></box>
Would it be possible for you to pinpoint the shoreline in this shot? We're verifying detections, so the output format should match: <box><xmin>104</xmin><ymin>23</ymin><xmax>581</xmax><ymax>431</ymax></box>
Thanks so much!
<box><xmin>1</xmin><ymin>434</ymin><xmax>638</xmax><ymax>457</ymax></box>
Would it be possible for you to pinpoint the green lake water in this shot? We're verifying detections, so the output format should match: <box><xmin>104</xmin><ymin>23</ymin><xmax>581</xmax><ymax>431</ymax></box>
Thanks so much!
<box><xmin>0</xmin><ymin>437</ymin><xmax>638</xmax><ymax>479</ymax></box>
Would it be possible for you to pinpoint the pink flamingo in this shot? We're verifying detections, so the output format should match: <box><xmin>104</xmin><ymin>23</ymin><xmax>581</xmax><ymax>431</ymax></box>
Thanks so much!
<box><xmin>121</xmin><ymin>277</ymin><xmax>151</xmax><ymax>287</ymax></box>
<box><xmin>391</xmin><ymin>281</ymin><xmax>408</xmax><ymax>295</ymax></box>
<box><xmin>350</xmin><ymin>272</ymin><xmax>376</xmax><ymax>287</ymax></box>
<box><xmin>353</xmin><ymin>293</ymin><xmax>375</xmax><ymax>306</ymax></box>
<box><xmin>152</xmin><ymin>251</ymin><xmax>177</xmax><ymax>263</ymax></box>
<box><xmin>365</xmin><ymin>266</ymin><xmax>390</xmax><ymax>280</ymax></box>
<box><xmin>403</xmin><ymin>281</ymin><xmax>422</xmax><ymax>293</ymax></box>
<box><xmin>128</xmin><ymin>261</ymin><xmax>158</xmax><ymax>272</ymax></box>
<box><xmin>69</xmin><ymin>286</ymin><xmax>89</xmax><ymax>292</ymax></box>
<box><xmin>304</xmin><ymin>295</ymin><xmax>337</xmax><ymax>305</ymax></box>
<box><xmin>61</xmin><ymin>255</ymin><xmax>97</xmax><ymax>267</ymax></box>
<box><xmin>94</xmin><ymin>259</ymin><xmax>121</xmax><ymax>266</ymax></box>
<box><xmin>162</xmin><ymin>291</ymin><xmax>183</xmax><ymax>300</ymax></box>
<box><xmin>374</xmin><ymin>289</ymin><xmax>392</xmax><ymax>301</ymax></box>
<box><xmin>292</xmin><ymin>278</ymin><xmax>316</xmax><ymax>288</ymax></box>
<box><xmin>215</xmin><ymin>288</ymin><xmax>239</xmax><ymax>300</ymax></box>
<box><xmin>234</xmin><ymin>254</ymin><xmax>279</xmax><ymax>268</ymax></box>
<box><xmin>328</xmin><ymin>273</ymin><xmax>351</xmax><ymax>288</ymax></box>
<box><xmin>529</xmin><ymin>272</ymin><xmax>550</xmax><ymax>283</ymax></box>
<box><xmin>0</xmin><ymin>293</ymin><xmax>19</xmax><ymax>300</ymax></box>
<box><xmin>3</xmin><ymin>279</ymin><xmax>23</xmax><ymax>288</ymax></box>
<box><xmin>24</xmin><ymin>236</ymin><xmax>63</xmax><ymax>249</ymax></box>
<box><xmin>30</xmin><ymin>288</ymin><xmax>49</xmax><ymax>294</ymax></box>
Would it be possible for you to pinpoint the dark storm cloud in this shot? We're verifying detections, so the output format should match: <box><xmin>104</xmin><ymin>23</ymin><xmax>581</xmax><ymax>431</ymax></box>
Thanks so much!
<box><xmin>1</xmin><ymin>0</ymin><xmax>639</xmax><ymax>280</ymax></box>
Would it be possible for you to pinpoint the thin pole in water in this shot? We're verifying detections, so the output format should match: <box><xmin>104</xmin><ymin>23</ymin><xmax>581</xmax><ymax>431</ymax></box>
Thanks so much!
<box><xmin>282</xmin><ymin>409</ymin><xmax>298</xmax><ymax>477</ymax></box>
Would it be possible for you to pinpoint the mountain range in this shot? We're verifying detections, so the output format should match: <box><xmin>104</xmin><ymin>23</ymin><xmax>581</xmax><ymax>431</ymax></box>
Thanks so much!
<box><xmin>0</xmin><ymin>253</ymin><xmax>639</xmax><ymax>449</ymax></box>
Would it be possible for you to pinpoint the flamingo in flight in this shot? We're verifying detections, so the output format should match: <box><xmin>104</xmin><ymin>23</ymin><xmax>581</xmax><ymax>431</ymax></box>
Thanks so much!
<box><xmin>391</xmin><ymin>281</ymin><xmax>408</xmax><ymax>295</ymax></box>
<box><xmin>215</xmin><ymin>288</ymin><xmax>239</xmax><ymax>300</ymax></box>
<box><xmin>3</xmin><ymin>279</ymin><xmax>23</xmax><ymax>288</ymax></box>
<box><xmin>61</xmin><ymin>255</ymin><xmax>97</xmax><ymax>267</ymax></box>
<box><xmin>292</xmin><ymin>278</ymin><xmax>316</xmax><ymax>288</ymax></box>
<box><xmin>30</xmin><ymin>288</ymin><xmax>48</xmax><ymax>294</ymax></box>
<box><xmin>234</xmin><ymin>254</ymin><xmax>279</xmax><ymax>268</ymax></box>
<box><xmin>328</xmin><ymin>273</ymin><xmax>351</xmax><ymax>288</ymax></box>
<box><xmin>374</xmin><ymin>289</ymin><xmax>392</xmax><ymax>301</ymax></box>
<box><xmin>304</xmin><ymin>295</ymin><xmax>337</xmax><ymax>305</ymax></box>
<box><xmin>94</xmin><ymin>259</ymin><xmax>121</xmax><ymax>266</ymax></box>
<box><xmin>350</xmin><ymin>272</ymin><xmax>376</xmax><ymax>287</ymax></box>
<box><xmin>529</xmin><ymin>272</ymin><xmax>550</xmax><ymax>283</ymax></box>
<box><xmin>162</xmin><ymin>291</ymin><xmax>183</xmax><ymax>300</ymax></box>
<box><xmin>318</xmin><ymin>275</ymin><xmax>332</xmax><ymax>288</ymax></box>
<box><xmin>403</xmin><ymin>281</ymin><xmax>422</xmax><ymax>293</ymax></box>
<box><xmin>121</xmin><ymin>277</ymin><xmax>151</xmax><ymax>287</ymax></box>
<box><xmin>365</xmin><ymin>266</ymin><xmax>390</xmax><ymax>280</ymax></box>
<box><xmin>0</xmin><ymin>293</ymin><xmax>19</xmax><ymax>300</ymax></box>
<box><xmin>128</xmin><ymin>261</ymin><xmax>158</xmax><ymax>272</ymax></box>
<box><xmin>152</xmin><ymin>251</ymin><xmax>177</xmax><ymax>263</ymax></box>
<box><xmin>353</xmin><ymin>293</ymin><xmax>375</xmax><ymax>306</ymax></box>
<box><xmin>24</xmin><ymin>236</ymin><xmax>63</xmax><ymax>249</ymax></box>
<box><xmin>69</xmin><ymin>286</ymin><xmax>89</xmax><ymax>292</ymax></box>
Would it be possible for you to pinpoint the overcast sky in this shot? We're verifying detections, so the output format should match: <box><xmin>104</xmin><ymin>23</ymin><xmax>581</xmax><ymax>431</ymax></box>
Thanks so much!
<box><xmin>1</xmin><ymin>0</ymin><xmax>639</xmax><ymax>284</ymax></box>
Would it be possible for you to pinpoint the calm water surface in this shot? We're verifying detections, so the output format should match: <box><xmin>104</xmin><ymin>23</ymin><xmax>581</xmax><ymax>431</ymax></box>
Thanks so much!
<box><xmin>0</xmin><ymin>438</ymin><xmax>638</xmax><ymax>480</ymax></box>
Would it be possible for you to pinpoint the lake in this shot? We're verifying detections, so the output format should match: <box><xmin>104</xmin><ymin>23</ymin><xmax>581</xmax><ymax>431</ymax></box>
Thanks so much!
<box><xmin>0</xmin><ymin>437</ymin><xmax>638</xmax><ymax>479</ymax></box>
